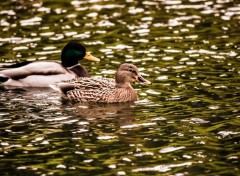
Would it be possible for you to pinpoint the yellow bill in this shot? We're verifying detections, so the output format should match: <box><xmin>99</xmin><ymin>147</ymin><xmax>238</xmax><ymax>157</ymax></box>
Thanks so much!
<box><xmin>84</xmin><ymin>52</ymin><xmax>100</xmax><ymax>62</ymax></box>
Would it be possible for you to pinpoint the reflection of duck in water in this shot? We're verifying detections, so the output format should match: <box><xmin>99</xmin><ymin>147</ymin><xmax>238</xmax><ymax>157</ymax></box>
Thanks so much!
<box><xmin>0</xmin><ymin>41</ymin><xmax>100</xmax><ymax>87</ymax></box>
<box><xmin>50</xmin><ymin>63</ymin><xmax>151</xmax><ymax>103</ymax></box>
<box><xmin>62</xmin><ymin>101</ymin><xmax>136</xmax><ymax>126</ymax></box>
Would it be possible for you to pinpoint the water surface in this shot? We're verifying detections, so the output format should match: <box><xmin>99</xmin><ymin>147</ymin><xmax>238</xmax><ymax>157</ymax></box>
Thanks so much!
<box><xmin>0</xmin><ymin>0</ymin><xmax>240</xmax><ymax>175</ymax></box>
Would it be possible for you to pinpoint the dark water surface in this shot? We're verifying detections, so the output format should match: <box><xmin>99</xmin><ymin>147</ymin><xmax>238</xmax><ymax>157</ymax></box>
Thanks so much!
<box><xmin>0</xmin><ymin>0</ymin><xmax>240</xmax><ymax>175</ymax></box>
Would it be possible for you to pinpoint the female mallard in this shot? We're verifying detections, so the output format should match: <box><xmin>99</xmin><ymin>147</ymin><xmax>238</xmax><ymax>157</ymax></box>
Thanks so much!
<box><xmin>50</xmin><ymin>63</ymin><xmax>151</xmax><ymax>103</ymax></box>
<box><xmin>0</xmin><ymin>41</ymin><xmax>100</xmax><ymax>87</ymax></box>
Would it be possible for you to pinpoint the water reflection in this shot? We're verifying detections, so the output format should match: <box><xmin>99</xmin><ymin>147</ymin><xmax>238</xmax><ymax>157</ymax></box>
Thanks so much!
<box><xmin>1</xmin><ymin>0</ymin><xmax>240</xmax><ymax>175</ymax></box>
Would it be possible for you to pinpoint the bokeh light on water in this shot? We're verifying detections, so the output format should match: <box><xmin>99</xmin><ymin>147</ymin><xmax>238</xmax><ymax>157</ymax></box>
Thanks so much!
<box><xmin>0</xmin><ymin>0</ymin><xmax>240</xmax><ymax>175</ymax></box>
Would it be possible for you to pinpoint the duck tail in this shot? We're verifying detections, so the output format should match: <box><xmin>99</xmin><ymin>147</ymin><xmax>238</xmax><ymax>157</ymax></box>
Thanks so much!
<box><xmin>49</xmin><ymin>84</ymin><xmax>62</xmax><ymax>93</ymax></box>
<box><xmin>49</xmin><ymin>83</ymin><xmax>75</xmax><ymax>94</ymax></box>
<box><xmin>0</xmin><ymin>74</ymin><xmax>9</xmax><ymax>83</ymax></box>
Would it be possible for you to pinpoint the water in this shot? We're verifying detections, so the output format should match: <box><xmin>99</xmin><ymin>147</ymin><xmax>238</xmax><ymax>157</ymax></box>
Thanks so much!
<box><xmin>0</xmin><ymin>0</ymin><xmax>240</xmax><ymax>175</ymax></box>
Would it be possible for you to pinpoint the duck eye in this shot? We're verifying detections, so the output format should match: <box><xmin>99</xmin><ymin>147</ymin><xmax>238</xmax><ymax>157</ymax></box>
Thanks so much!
<box><xmin>128</xmin><ymin>67</ymin><xmax>133</xmax><ymax>72</ymax></box>
<box><xmin>128</xmin><ymin>67</ymin><xmax>137</xmax><ymax>74</ymax></box>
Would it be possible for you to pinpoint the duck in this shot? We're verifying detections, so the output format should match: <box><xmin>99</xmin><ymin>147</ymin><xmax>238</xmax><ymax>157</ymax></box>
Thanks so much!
<box><xmin>0</xmin><ymin>40</ymin><xmax>100</xmax><ymax>87</ymax></box>
<box><xmin>50</xmin><ymin>63</ymin><xmax>151</xmax><ymax>103</ymax></box>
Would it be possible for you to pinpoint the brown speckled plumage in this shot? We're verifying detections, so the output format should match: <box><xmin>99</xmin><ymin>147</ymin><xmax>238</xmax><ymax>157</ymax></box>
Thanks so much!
<box><xmin>66</xmin><ymin>85</ymin><xmax>138</xmax><ymax>103</ymax></box>
<box><xmin>51</xmin><ymin>63</ymin><xmax>151</xmax><ymax>103</ymax></box>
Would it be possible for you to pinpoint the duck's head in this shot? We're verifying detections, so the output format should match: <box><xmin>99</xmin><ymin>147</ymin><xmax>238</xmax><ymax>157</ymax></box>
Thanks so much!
<box><xmin>61</xmin><ymin>41</ymin><xmax>100</xmax><ymax>67</ymax></box>
<box><xmin>115</xmin><ymin>63</ymin><xmax>151</xmax><ymax>88</ymax></box>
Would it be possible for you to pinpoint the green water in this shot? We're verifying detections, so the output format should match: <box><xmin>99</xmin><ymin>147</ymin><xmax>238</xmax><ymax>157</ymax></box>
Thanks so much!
<box><xmin>0</xmin><ymin>0</ymin><xmax>240</xmax><ymax>175</ymax></box>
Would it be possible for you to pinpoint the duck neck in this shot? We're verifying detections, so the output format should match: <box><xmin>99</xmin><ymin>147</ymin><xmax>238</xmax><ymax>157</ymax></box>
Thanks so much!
<box><xmin>69</xmin><ymin>64</ymin><xmax>89</xmax><ymax>77</ymax></box>
<box><xmin>116</xmin><ymin>82</ymin><xmax>132</xmax><ymax>88</ymax></box>
<box><xmin>115</xmin><ymin>73</ymin><xmax>132</xmax><ymax>88</ymax></box>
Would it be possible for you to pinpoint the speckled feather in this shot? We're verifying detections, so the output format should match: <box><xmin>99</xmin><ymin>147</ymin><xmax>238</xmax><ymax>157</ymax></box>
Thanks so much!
<box><xmin>65</xmin><ymin>77</ymin><xmax>115</xmax><ymax>89</ymax></box>
<box><xmin>52</xmin><ymin>63</ymin><xmax>151</xmax><ymax>103</ymax></box>
<box><xmin>66</xmin><ymin>85</ymin><xmax>137</xmax><ymax>103</ymax></box>
<box><xmin>63</xmin><ymin>77</ymin><xmax>137</xmax><ymax>102</ymax></box>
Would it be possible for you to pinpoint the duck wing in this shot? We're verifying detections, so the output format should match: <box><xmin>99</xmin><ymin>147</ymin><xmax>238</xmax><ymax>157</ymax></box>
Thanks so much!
<box><xmin>66</xmin><ymin>88</ymin><xmax>112</xmax><ymax>102</ymax></box>
<box><xmin>50</xmin><ymin>77</ymin><xmax>115</xmax><ymax>94</ymax></box>
<box><xmin>66</xmin><ymin>87</ymin><xmax>137</xmax><ymax>103</ymax></box>
<box><xmin>0</xmin><ymin>61</ymin><xmax>66</xmax><ymax>81</ymax></box>
<box><xmin>0</xmin><ymin>61</ymin><xmax>32</xmax><ymax>70</ymax></box>
<box><xmin>75</xmin><ymin>77</ymin><xmax>115</xmax><ymax>89</ymax></box>
<box><xmin>64</xmin><ymin>77</ymin><xmax>115</xmax><ymax>89</ymax></box>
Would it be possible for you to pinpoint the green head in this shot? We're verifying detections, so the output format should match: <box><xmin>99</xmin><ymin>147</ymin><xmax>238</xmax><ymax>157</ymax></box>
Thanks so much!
<box><xmin>61</xmin><ymin>41</ymin><xmax>100</xmax><ymax>67</ymax></box>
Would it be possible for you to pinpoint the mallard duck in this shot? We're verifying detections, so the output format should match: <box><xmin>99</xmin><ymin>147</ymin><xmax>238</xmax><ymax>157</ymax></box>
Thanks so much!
<box><xmin>50</xmin><ymin>63</ymin><xmax>151</xmax><ymax>103</ymax></box>
<box><xmin>0</xmin><ymin>41</ymin><xmax>100</xmax><ymax>87</ymax></box>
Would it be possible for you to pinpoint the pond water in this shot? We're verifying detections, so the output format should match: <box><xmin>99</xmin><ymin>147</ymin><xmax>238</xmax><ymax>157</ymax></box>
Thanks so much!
<box><xmin>0</xmin><ymin>0</ymin><xmax>240</xmax><ymax>175</ymax></box>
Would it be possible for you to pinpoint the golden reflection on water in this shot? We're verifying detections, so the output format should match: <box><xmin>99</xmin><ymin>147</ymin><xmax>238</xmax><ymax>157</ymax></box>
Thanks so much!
<box><xmin>0</xmin><ymin>0</ymin><xmax>240</xmax><ymax>175</ymax></box>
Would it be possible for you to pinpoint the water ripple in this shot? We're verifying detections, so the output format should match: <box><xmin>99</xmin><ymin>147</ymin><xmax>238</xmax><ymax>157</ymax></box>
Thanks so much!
<box><xmin>0</xmin><ymin>0</ymin><xmax>240</xmax><ymax>175</ymax></box>
<box><xmin>132</xmin><ymin>162</ymin><xmax>192</xmax><ymax>173</ymax></box>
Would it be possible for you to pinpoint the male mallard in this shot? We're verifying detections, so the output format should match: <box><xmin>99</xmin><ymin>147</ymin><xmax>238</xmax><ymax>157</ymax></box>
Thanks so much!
<box><xmin>0</xmin><ymin>41</ymin><xmax>100</xmax><ymax>87</ymax></box>
<box><xmin>50</xmin><ymin>63</ymin><xmax>151</xmax><ymax>103</ymax></box>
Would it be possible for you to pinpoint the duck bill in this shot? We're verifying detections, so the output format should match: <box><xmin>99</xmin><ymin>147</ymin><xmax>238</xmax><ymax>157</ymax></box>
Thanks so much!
<box><xmin>84</xmin><ymin>52</ymin><xmax>100</xmax><ymax>62</ymax></box>
<box><xmin>138</xmin><ymin>75</ymin><xmax>151</xmax><ymax>85</ymax></box>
